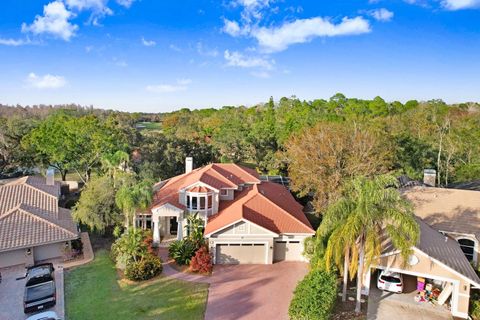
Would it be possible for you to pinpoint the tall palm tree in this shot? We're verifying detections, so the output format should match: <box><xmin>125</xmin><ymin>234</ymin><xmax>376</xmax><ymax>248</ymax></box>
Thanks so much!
<box><xmin>319</xmin><ymin>175</ymin><xmax>419</xmax><ymax>314</ymax></box>
<box><xmin>101</xmin><ymin>150</ymin><xmax>130</xmax><ymax>187</ymax></box>
<box><xmin>115</xmin><ymin>185</ymin><xmax>136</xmax><ymax>228</ymax></box>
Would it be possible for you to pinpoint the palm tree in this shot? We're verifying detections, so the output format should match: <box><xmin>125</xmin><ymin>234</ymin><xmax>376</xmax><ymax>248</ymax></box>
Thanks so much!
<box><xmin>101</xmin><ymin>150</ymin><xmax>130</xmax><ymax>187</ymax></box>
<box><xmin>319</xmin><ymin>175</ymin><xmax>419</xmax><ymax>314</ymax></box>
<box><xmin>115</xmin><ymin>180</ymin><xmax>153</xmax><ymax>228</ymax></box>
<box><xmin>115</xmin><ymin>185</ymin><xmax>136</xmax><ymax>228</ymax></box>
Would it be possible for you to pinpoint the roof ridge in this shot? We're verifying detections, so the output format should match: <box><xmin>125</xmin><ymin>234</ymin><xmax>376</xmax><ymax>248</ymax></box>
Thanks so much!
<box><xmin>232</xmin><ymin>163</ymin><xmax>260</xmax><ymax>182</ymax></box>
<box><xmin>252</xmin><ymin>184</ymin><xmax>313</xmax><ymax>232</ymax></box>
<box><xmin>204</xmin><ymin>166</ymin><xmax>238</xmax><ymax>188</ymax></box>
<box><xmin>0</xmin><ymin>204</ymin><xmax>22</xmax><ymax>220</ymax></box>
<box><xmin>24</xmin><ymin>182</ymin><xmax>59</xmax><ymax>200</ymax></box>
<box><xmin>18</xmin><ymin>204</ymin><xmax>77</xmax><ymax>237</ymax></box>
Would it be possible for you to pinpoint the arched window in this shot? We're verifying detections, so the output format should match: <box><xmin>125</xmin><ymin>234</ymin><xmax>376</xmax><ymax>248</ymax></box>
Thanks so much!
<box><xmin>458</xmin><ymin>238</ymin><xmax>476</xmax><ymax>261</ymax></box>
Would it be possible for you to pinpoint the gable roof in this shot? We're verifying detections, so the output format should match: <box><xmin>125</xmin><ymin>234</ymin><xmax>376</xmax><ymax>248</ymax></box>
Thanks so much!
<box><xmin>0</xmin><ymin>176</ymin><xmax>78</xmax><ymax>252</ymax></box>
<box><xmin>403</xmin><ymin>186</ymin><xmax>480</xmax><ymax>240</ymax></box>
<box><xmin>205</xmin><ymin>182</ymin><xmax>314</xmax><ymax>236</ymax></box>
<box><xmin>0</xmin><ymin>176</ymin><xmax>60</xmax><ymax>217</ymax></box>
<box><xmin>151</xmin><ymin>163</ymin><xmax>261</xmax><ymax>210</ymax></box>
<box><xmin>382</xmin><ymin>218</ymin><xmax>480</xmax><ymax>287</ymax></box>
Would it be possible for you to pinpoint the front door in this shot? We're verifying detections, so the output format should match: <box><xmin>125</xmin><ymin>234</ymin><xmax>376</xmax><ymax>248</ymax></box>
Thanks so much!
<box><xmin>170</xmin><ymin>217</ymin><xmax>178</xmax><ymax>235</ymax></box>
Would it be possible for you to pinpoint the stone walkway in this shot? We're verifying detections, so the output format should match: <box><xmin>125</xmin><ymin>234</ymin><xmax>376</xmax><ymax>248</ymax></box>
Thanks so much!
<box><xmin>158</xmin><ymin>247</ymin><xmax>211</xmax><ymax>283</ymax></box>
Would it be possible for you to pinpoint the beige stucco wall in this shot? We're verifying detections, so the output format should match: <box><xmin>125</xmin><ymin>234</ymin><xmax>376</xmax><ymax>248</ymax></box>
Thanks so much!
<box><xmin>0</xmin><ymin>248</ymin><xmax>31</xmax><ymax>268</ymax></box>
<box><xmin>208</xmin><ymin>221</ymin><xmax>276</xmax><ymax>264</ymax></box>
<box><xmin>373</xmin><ymin>249</ymin><xmax>471</xmax><ymax>318</ymax></box>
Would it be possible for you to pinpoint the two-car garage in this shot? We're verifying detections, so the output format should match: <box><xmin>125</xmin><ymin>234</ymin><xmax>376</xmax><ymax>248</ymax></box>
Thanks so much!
<box><xmin>216</xmin><ymin>242</ymin><xmax>268</xmax><ymax>264</ymax></box>
<box><xmin>213</xmin><ymin>238</ymin><xmax>307</xmax><ymax>265</ymax></box>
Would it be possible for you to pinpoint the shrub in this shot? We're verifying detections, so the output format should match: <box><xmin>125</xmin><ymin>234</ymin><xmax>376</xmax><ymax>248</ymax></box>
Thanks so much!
<box><xmin>189</xmin><ymin>246</ymin><xmax>212</xmax><ymax>274</ymax></box>
<box><xmin>111</xmin><ymin>228</ymin><xmax>148</xmax><ymax>270</ymax></box>
<box><xmin>168</xmin><ymin>239</ymin><xmax>197</xmax><ymax>265</ymax></box>
<box><xmin>143</xmin><ymin>233</ymin><xmax>156</xmax><ymax>255</ymax></box>
<box><xmin>470</xmin><ymin>289</ymin><xmax>480</xmax><ymax>320</ymax></box>
<box><xmin>288</xmin><ymin>269</ymin><xmax>338</xmax><ymax>320</ymax></box>
<box><xmin>125</xmin><ymin>254</ymin><xmax>163</xmax><ymax>281</ymax></box>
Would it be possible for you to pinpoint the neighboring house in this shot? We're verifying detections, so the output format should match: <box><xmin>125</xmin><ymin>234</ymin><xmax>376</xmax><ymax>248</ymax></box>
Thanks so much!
<box><xmin>0</xmin><ymin>175</ymin><xmax>79</xmax><ymax>268</ymax></box>
<box><xmin>137</xmin><ymin>157</ymin><xmax>315</xmax><ymax>264</ymax></box>
<box><xmin>403</xmin><ymin>186</ymin><xmax>480</xmax><ymax>266</ymax></box>
<box><xmin>362</xmin><ymin>181</ymin><xmax>480</xmax><ymax>319</ymax></box>
<box><xmin>365</xmin><ymin>218</ymin><xmax>480</xmax><ymax>319</ymax></box>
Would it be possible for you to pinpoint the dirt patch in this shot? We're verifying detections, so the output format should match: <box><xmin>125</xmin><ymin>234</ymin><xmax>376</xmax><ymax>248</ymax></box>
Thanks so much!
<box><xmin>332</xmin><ymin>284</ymin><xmax>367</xmax><ymax>320</ymax></box>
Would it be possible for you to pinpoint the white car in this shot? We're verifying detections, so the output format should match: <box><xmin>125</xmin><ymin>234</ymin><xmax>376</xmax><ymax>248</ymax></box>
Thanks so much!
<box><xmin>25</xmin><ymin>311</ymin><xmax>60</xmax><ymax>320</ymax></box>
<box><xmin>377</xmin><ymin>270</ymin><xmax>403</xmax><ymax>293</ymax></box>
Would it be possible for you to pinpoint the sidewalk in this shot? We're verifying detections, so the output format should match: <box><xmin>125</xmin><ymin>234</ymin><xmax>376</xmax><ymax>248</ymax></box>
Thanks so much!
<box><xmin>158</xmin><ymin>247</ymin><xmax>211</xmax><ymax>284</ymax></box>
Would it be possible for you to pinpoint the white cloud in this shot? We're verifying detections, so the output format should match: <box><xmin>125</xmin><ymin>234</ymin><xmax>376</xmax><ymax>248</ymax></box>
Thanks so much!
<box><xmin>64</xmin><ymin>0</ymin><xmax>112</xmax><ymax>25</ymax></box>
<box><xmin>222</xmin><ymin>19</ymin><xmax>243</xmax><ymax>37</ymax></box>
<box><xmin>169</xmin><ymin>44</ymin><xmax>182</xmax><ymax>52</ymax></box>
<box><xmin>196</xmin><ymin>42</ymin><xmax>219</xmax><ymax>57</ymax></box>
<box><xmin>116</xmin><ymin>0</ymin><xmax>136</xmax><ymax>8</ymax></box>
<box><xmin>224</xmin><ymin>50</ymin><xmax>274</xmax><ymax>69</ymax></box>
<box><xmin>233</xmin><ymin>0</ymin><xmax>272</xmax><ymax>23</ymax></box>
<box><xmin>146</xmin><ymin>79</ymin><xmax>192</xmax><ymax>93</ymax></box>
<box><xmin>0</xmin><ymin>38</ymin><xmax>32</xmax><ymax>46</ymax></box>
<box><xmin>441</xmin><ymin>0</ymin><xmax>480</xmax><ymax>10</ymax></box>
<box><xmin>141</xmin><ymin>37</ymin><xmax>156</xmax><ymax>47</ymax></box>
<box><xmin>368</xmin><ymin>8</ymin><xmax>394</xmax><ymax>21</ymax></box>
<box><xmin>21</xmin><ymin>1</ymin><xmax>78</xmax><ymax>41</ymax></box>
<box><xmin>252</xmin><ymin>16</ymin><xmax>371</xmax><ymax>52</ymax></box>
<box><xmin>26</xmin><ymin>73</ymin><xmax>67</xmax><ymax>89</ymax></box>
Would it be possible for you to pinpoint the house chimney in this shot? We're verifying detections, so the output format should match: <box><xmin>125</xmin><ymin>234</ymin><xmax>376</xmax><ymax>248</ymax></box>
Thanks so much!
<box><xmin>423</xmin><ymin>169</ymin><xmax>436</xmax><ymax>187</ymax></box>
<box><xmin>185</xmin><ymin>157</ymin><xmax>193</xmax><ymax>174</ymax></box>
<box><xmin>46</xmin><ymin>167</ymin><xmax>55</xmax><ymax>186</ymax></box>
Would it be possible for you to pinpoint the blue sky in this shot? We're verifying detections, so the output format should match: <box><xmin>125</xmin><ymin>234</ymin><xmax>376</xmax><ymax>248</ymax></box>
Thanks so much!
<box><xmin>1</xmin><ymin>0</ymin><xmax>480</xmax><ymax>112</ymax></box>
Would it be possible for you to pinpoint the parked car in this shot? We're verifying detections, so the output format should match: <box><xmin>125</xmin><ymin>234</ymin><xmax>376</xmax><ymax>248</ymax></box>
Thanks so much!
<box><xmin>24</xmin><ymin>280</ymin><xmax>56</xmax><ymax>313</ymax></box>
<box><xmin>26</xmin><ymin>311</ymin><xmax>60</xmax><ymax>320</ymax></box>
<box><xmin>377</xmin><ymin>270</ymin><xmax>403</xmax><ymax>293</ymax></box>
<box><xmin>23</xmin><ymin>263</ymin><xmax>56</xmax><ymax>314</ymax></box>
<box><xmin>25</xmin><ymin>263</ymin><xmax>55</xmax><ymax>286</ymax></box>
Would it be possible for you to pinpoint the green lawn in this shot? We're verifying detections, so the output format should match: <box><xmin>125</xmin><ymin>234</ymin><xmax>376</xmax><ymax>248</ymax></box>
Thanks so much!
<box><xmin>65</xmin><ymin>250</ymin><xmax>208</xmax><ymax>320</ymax></box>
<box><xmin>136</xmin><ymin>121</ymin><xmax>162</xmax><ymax>131</ymax></box>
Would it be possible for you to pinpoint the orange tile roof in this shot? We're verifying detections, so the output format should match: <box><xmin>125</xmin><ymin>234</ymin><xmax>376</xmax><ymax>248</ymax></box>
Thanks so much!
<box><xmin>205</xmin><ymin>182</ymin><xmax>314</xmax><ymax>235</ymax></box>
<box><xmin>150</xmin><ymin>163</ymin><xmax>260</xmax><ymax>210</ymax></box>
<box><xmin>187</xmin><ymin>186</ymin><xmax>213</xmax><ymax>193</ymax></box>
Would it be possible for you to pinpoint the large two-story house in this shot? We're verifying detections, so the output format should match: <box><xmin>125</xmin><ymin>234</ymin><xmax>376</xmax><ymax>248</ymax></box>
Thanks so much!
<box><xmin>136</xmin><ymin>158</ymin><xmax>315</xmax><ymax>264</ymax></box>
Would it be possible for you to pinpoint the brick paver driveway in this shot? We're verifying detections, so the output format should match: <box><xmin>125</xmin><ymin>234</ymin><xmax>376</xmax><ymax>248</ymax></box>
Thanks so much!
<box><xmin>205</xmin><ymin>261</ymin><xmax>308</xmax><ymax>320</ymax></box>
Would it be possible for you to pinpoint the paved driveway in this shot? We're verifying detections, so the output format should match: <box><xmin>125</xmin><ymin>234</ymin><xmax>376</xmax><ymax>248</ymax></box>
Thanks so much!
<box><xmin>367</xmin><ymin>286</ymin><xmax>452</xmax><ymax>320</ymax></box>
<box><xmin>0</xmin><ymin>264</ymin><xmax>64</xmax><ymax>320</ymax></box>
<box><xmin>205</xmin><ymin>261</ymin><xmax>308</xmax><ymax>320</ymax></box>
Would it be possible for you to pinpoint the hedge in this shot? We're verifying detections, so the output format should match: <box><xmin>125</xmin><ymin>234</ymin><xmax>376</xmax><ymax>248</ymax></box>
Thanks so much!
<box><xmin>288</xmin><ymin>269</ymin><xmax>338</xmax><ymax>320</ymax></box>
<box><xmin>125</xmin><ymin>254</ymin><xmax>163</xmax><ymax>281</ymax></box>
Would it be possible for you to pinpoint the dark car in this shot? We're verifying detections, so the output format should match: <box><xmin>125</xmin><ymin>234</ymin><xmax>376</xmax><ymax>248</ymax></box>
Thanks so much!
<box><xmin>24</xmin><ymin>281</ymin><xmax>56</xmax><ymax>313</ymax></box>
<box><xmin>23</xmin><ymin>263</ymin><xmax>56</xmax><ymax>314</ymax></box>
<box><xmin>25</xmin><ymin>263</ymin><xmax>55</xmax><ymax>286</ymax></box>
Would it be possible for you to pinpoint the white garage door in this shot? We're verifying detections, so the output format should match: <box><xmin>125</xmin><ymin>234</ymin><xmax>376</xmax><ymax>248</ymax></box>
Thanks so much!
<box><xmin>0</xmin><ymin>249</ymin><xmax>27</xmax><ymax>268</ymax></box>
<box><xmin>216</xmin><ymin>243</ymin><xmax>266</xmax><ymax>264</ymax></box>
<box><xmin>274</xmin><ymin>240</ymin><xmax>303</xmax><ymax>261</ymax></box>
<box><xmin>34</xmin><ymin>243</ymin><xmax>63</xmax><ymax>262</ymax></box>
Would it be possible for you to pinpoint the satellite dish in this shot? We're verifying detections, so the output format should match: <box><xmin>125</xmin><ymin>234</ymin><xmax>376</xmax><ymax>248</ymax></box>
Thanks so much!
<box><xmin>408</xmin><ymin>254</ymin><xmax>419</xmax><ymax>266</ymax></box>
